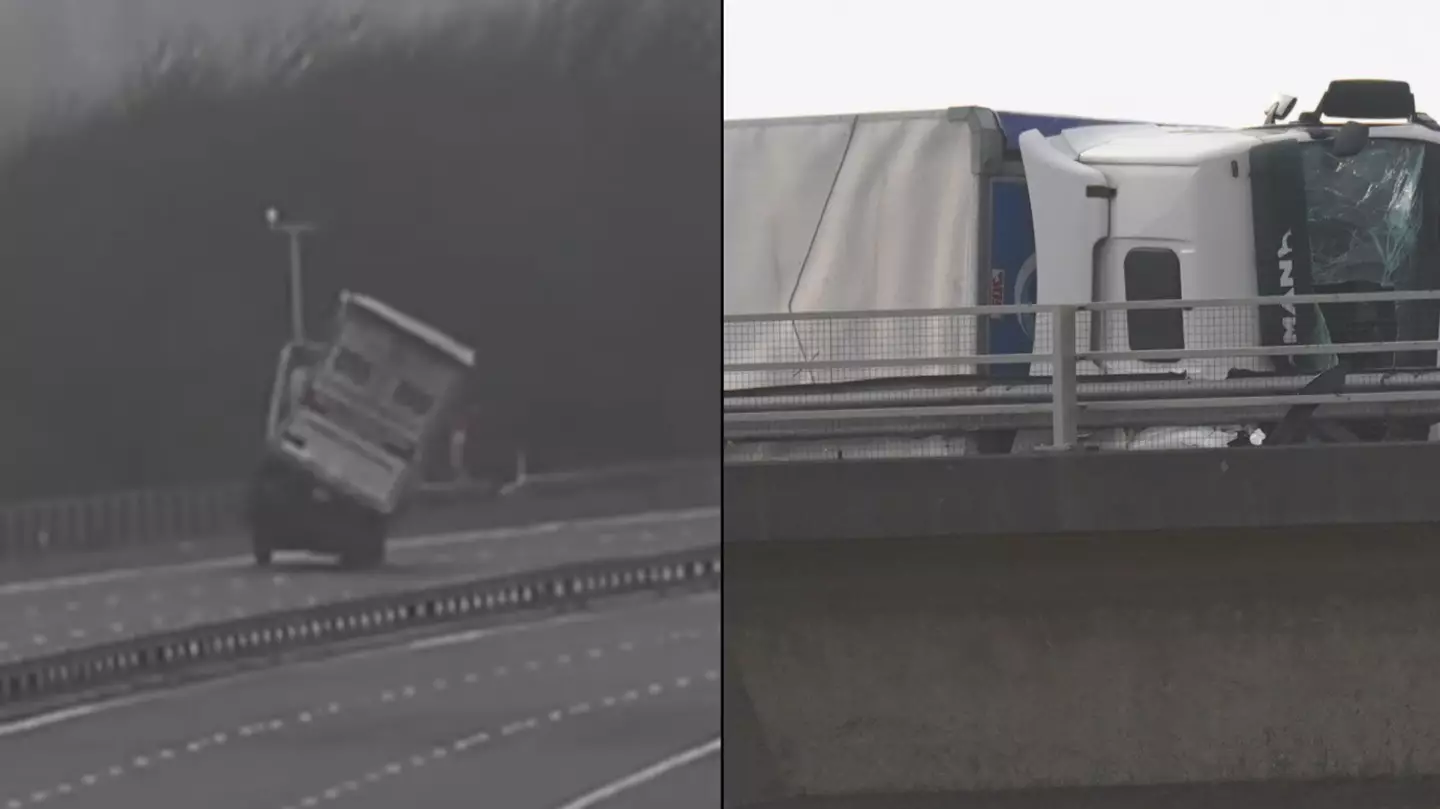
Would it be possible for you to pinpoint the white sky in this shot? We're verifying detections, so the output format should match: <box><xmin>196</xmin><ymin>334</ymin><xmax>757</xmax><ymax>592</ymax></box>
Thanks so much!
<box><xmin>724</xmin><ymin>0</ymin><xmax>1440</xmax><ymax>126</ymax></box>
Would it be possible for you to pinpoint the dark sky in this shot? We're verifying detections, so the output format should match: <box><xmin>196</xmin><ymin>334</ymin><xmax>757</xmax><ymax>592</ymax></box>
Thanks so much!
<box><xmin>0</xmin><ymin>0</ymin><xmax>503</xmax><ymax>139</ymax></box>
<box><xmin>0</xmin><ymin>0</ymin><xmax>719</xmax><ymax>498</ymax></box>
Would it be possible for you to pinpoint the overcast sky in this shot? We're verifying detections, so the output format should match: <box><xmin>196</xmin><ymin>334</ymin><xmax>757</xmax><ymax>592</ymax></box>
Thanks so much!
<box><xmin>724</xmin><ymin>0</ymin><xmax>1440</xmax><ymax>125</ymax></box>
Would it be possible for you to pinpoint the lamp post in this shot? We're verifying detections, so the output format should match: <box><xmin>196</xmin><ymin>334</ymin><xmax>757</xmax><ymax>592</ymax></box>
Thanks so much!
<box><xmin>265</xmin><ymin>206</ymin><xmax>317</xmax><ymax>345</ymax></box>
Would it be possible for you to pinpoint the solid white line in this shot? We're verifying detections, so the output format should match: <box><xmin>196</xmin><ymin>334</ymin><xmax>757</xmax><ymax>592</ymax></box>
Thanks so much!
<box><xmin>397</xmin><ymin>507</ymin><xmax>716</xmax><ymax>552</ymax></box>
<box><xmin>552</xmin><ymin>737</ymin><xmax>721</xmax><ymax>809</ymax></box>
<box><xmin>0</xmin><ymin>507</ymin><xmax>718</xmax><ymax>598</ymax></box>
<box><xmin>405</xmin><ymin>614</ymin><xmax>591</xmax><ymax>652</ymax></box>
<box><xmin>0</xmin><ymin>700</ymin><xmax>132</xmax><ymax>739</ymax></box>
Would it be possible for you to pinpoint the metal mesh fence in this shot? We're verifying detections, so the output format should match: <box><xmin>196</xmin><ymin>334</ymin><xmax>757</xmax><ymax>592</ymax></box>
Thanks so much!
<box><xmin>724</xmin><ymin>291</ymin><xmax>1440</xmax><ymax>454</ymax></box>
<box><xmin>0</xmin><ymin>478</ymin><xmax>492</xmax><ymax>561</ymax></box>
<box><xmin>724</xmin><ymin>309</ymin><xmax>986</xmax><ymax>393</ymax></box>
<box><xmin>0</xmin><ymin>484</ymin><xmax>246</xmax><ymax>558</ymax></box>
<box><xmin>0</xmin><ymin>459</ymin><xmax>713</xmax><ymax>562</ymax></box>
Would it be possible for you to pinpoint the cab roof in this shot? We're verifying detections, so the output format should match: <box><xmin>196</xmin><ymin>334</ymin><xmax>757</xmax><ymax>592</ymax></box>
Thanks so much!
<box><xmin>340</xmin><ymin>291</ymin><xmax>475</xmax><ymax>367</ymax></box>
<box><xmin>1056</xmin><ymin>121</ymin><xmax>1440</xmax><ymax>167</ymax></box>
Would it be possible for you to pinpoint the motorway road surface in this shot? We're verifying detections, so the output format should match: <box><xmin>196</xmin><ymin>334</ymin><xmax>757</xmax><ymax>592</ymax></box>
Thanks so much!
<box><xmin>0</xmin><ymin>590</ymin><xmax>720</xmax><ymax>809</ymax></box>
<box><xmin>0</xmin><ymin>508</ymin><xmax>717</xmax><ymax>663</ymax></box>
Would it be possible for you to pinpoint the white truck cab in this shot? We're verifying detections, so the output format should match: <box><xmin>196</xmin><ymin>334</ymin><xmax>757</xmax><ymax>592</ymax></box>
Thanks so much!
<box><xmin>723</xmin><ymin>81</ymin><xmax>1440</xmax><ymax>455</ymax></box>
<box><xmin>1021</xmin><ymin>79</ymin><xmax>1440</xmax><ymax>382</ymax></box>
<box><xmin>247</xmin><ymin>291</ymin><xmax>475</xmax><ymax>568</ymax></box>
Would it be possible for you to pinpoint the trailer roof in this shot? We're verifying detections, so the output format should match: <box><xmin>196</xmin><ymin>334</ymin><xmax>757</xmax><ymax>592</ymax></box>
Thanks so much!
<box><xmin>724</xmin><ymin>108</ymin><xmax>1192</xmax><ymax>150</ymax></box>
<box><xmin>339</xmin><ymin>291</ymin><xmax>476</xmax><ymax>367</ymax></box>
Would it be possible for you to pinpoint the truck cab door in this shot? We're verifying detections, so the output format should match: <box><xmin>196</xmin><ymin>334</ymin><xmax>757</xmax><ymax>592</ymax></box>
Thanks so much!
<box><xmin>1017</xmin><ymin>128</ymin><xmax>1112</xmax><ymax>307</ymax></box>
<box><xmin>1017</xmin><ymin>129</ymin><xmax>1113</xmax><ymax>375</ymax></box>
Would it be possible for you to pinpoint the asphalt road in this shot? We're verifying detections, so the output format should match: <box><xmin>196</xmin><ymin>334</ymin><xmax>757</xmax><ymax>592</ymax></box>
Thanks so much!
<box><xmin>602</xmin><ymin>745</ymin><xmax>721</xmax><ymax>809</ymax></box>
<box><xmin>0</xmin><ymin>590</ymin><xmax>720</xmax><ymax>809</ymax></box>
<box><xmin>0</xmin><ymin>508</ymin><xmax>717</xmax><ymax>662</ymax></box>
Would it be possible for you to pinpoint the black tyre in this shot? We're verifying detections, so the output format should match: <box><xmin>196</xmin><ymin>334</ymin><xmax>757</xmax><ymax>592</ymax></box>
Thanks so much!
<box><xmin>340</xmin><ymin>509</ymin><xmax>388</xmax><ymax>569</ymax></box>
<box><xmin>249</xmin><ymin>504</ymin><xmax>281</xmax><ymax>568</ymax></box>
<box><xmin>246</xmin><ymin>459</ymin><xmax>294</xmax><ymax>567</ymax></box>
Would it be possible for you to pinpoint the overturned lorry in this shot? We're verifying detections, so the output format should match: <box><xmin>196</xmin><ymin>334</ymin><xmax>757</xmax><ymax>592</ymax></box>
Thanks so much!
<box><xmin>724</xmin><ymin>80</ymin><xmax>1440</xmax><ymax>453</ymax></box>
<box><xmin>723</xmin><ymin>81</ymin><xmax>1440</xmax><ymax>809</ymax></box>
<box><xmin>246</xmin><ymin>291</ymin><xmax>475</xmax><ymax>568</ymax></box>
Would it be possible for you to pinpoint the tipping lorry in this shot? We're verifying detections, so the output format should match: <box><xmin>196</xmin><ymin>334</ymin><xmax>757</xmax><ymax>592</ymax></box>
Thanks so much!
<box><xmin>724</xmin><ymin>79</ymin><xmax>1440</xmax><ymax>451</ymax></box>
<box><xmin>246</xmin><ymin>291</ymin><xmax>475</xmax><ymax>568</ymax></box>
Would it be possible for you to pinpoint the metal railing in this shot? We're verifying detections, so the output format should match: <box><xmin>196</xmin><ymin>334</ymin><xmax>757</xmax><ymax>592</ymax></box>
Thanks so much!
<box><xmin>0</xmin><ymin>458</ymin><xmax>715</xmax><ymax>561</ymax></box>
<box><xmin>0</xmin><ymin>479</ymin><xmax>483</xmax><ymax>560</ymax></box>
<box><xmin>724</xmin><ymin>289</ymin><xmax>1440</xmax><ymax>452</ymax></box>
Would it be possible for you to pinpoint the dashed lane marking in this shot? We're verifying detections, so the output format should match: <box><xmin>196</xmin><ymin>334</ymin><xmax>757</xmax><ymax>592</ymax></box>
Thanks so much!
<box><xmin>0</xmin><ymin>626</ymin><xmax>717</xmax><ymax>808</ymax></box>
<box><xmin>278</xmin><ymin>668</ymin><xmax>720</xmax><ymax>809</ymax></box>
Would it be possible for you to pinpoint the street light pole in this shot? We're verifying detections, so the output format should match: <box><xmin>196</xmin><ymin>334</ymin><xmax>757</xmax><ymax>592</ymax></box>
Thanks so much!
<box><xmin>281</xmin><ymin>224</ymin><xmax>313</xmax><ymax>345</ymax></box>
<box><xmin>265</xmin><ymin>207</ymin><xmax>317</xmax><ymax>345</ymax></box>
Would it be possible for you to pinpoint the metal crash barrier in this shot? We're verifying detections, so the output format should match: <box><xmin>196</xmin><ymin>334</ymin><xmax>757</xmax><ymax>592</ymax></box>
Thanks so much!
<box><xmin>0</xmin><ymin>545</ymin><xmax>719</xmax><ymax>709</ymax></box>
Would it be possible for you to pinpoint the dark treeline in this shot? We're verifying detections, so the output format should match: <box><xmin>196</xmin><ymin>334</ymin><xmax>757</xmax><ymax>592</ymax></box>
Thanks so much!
<box><xmin>0</xmin><ymin>0</ymin><xmax>719</xmax><ymax>499</ymax></box>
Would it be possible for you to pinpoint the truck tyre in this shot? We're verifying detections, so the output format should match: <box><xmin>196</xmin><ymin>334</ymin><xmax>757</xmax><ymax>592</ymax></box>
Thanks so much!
<box><xmin>250</xmin><ymin>504</ymin><xmax>285</xmax><ymax>567</ymax></box>
<box><xmin>360</xmin><ymin>538</ymin><xmax>387</xmax><ymax>569</ymax></box>
<box><xmin>342</xmin><ymin>540</ymin><xmax>385</xmax><ymax>569</ymax></box>
<box><xmin>246</xmin><ymin>459</ymin><xmax>293</xmax><ymax>567</ymax></box>
<box><xmin>252</xmin><ymin>535</ymin><xmax>275</xmax><ymax>567</ymax></box>
<box><xmin>341</xmin><ymin>510</ymin><xmax>388</xmax><ymax>569</ymax></box>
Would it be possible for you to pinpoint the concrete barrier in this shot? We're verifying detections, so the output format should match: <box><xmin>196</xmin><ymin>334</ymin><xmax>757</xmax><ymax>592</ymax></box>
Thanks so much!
<box><xmin>724</xmin><ymin>445</ymin><xmax>1440</xmax><ymax>805</ymax></box>
<box><xmin>724</xmin><ymin>443</ymin><xmax>1440</xmax><ymax>541</ymax></box>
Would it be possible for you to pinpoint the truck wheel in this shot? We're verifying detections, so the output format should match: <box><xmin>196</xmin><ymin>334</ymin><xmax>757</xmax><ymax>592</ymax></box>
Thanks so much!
<box><xmin>249</xmin><ymin>510</ymin><xmax>280</xmax><ymax>567</ymax></box>
<box><xmin>246</xmin><ymin>461</ymin><xmax>292</xmax><ymax>567</ymax></box>
<box><xmin>251</xmin><ymin>510</ymin><xmax>283</xmax><ymax>567</ymax></box>
<box><xmin>360</xmin><ymin>540</ymin><xmax>387</xmax><ymax>569</ymax></box>
<box><xmin>341</xmin><ymin>511</ymin><xmax>388</xmax><ymax>569</ymax></box>
<box><xmin>342</xmin><ymin>541</ymin><xmax>385</xmax><ymax>569</ymax></box>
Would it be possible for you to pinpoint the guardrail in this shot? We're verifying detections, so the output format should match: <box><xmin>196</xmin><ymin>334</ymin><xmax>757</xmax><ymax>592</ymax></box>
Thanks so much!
<box><xmin>0</xmin><ymin>544</ymin><xmax>719</xmax><ymax>712</ymax></box>
<box><xmin>725</xmin><ymin>289</ymin><xmax>1440</xmax><ymax>452</ymax></box>
<box><xmin>0</xmin><ymin>458</ymin><xmax>716</xmax><ymax>561</ymax></box>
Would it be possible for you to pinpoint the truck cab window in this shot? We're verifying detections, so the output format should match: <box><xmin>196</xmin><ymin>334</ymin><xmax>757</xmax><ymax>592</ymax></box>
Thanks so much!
<box><xmin>1123</xmin><ymin>247</ymin><xmax>1184</xmax><ymax>353</ymax></box>
<box><xmin>393</xmin><ymin>379</ymin><xmax>436</xmax><ymax>416</ymax></box>
<box><xmin>332</xmin><ymin>347</ymin><xmax>374</xmax><ymax>387</ymax></box>
<box><xmin>1300</xmin><ymin>139</ymin><xmax>1424</xmax><ymax>290</ymax></box>
<box><xmin>1296</xmin><ymin>139</ymin><xmax>1423</xmax><ymax>368</ymax></box>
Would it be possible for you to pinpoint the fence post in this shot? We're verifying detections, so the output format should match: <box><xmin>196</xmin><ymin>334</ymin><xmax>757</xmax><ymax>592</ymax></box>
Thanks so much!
<box><xmin>1051</xmin><ymin>305</ymin><xmax>1078</xmax><ymax>449</ymax></box>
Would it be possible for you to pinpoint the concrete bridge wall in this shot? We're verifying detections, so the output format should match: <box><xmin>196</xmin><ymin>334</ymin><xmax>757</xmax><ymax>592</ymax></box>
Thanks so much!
<box><xmin>723</xmin><ymin>444</ymin><xmax>1440</xmax><ymax>806</ymax></box>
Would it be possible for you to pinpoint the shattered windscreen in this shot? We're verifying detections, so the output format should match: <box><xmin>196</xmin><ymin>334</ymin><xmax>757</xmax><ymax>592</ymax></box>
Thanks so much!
<box><xmin>1301</xmin><ymin>138</ymin><xmax>1425</xmax><ymax>288</ymax></box>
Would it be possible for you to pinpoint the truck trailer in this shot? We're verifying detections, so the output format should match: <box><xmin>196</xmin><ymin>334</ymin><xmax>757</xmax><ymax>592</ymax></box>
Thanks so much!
<box><xmin>724</xmin><ymin>106</ymin><xmax>1140</xmax><ymax>390</ymax></box>
<box><xmin>246</xmin><ymin>291</ymin><xmax>475</xmax><ymax>568</ymax></box>
<box><xmin>724</xmin><ymin>80</ymin><xmax>1440</xmax><ymax>452</ymax></box>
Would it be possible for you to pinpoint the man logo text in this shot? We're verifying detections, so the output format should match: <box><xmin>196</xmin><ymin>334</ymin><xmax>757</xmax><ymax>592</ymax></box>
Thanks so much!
<box><xmin>1278</xmin><ymin>229</ymin><xmax>1297</xmax><ymax>344</ymax></box>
